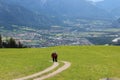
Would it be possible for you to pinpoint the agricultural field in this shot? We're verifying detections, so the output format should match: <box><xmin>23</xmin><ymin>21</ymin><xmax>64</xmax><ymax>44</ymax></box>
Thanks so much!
<box><xmin>0</xmin><ymin>46</ymin><xmax>120</xmax><ymax>80</ymax></box>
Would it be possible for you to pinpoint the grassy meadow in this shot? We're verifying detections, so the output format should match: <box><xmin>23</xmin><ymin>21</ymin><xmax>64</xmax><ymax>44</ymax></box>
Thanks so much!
<box><xmin>0</xmin><ymin>46</ymin><xmax>120</xmax><ymax>80</ymax></box>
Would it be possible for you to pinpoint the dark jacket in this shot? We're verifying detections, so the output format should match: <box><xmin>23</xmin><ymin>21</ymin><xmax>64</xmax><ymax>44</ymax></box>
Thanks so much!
<box><xmin>51</xmin><ymin>53</ymin><xmax>57</xmax><ymax>58</ymax></box>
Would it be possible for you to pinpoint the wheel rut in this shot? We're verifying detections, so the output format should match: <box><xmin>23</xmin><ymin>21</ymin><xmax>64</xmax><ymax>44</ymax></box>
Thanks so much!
<box><xmin>14</xmin><ymin>61</ymin><xmax>71</xmax><ymax>80</ymax></box>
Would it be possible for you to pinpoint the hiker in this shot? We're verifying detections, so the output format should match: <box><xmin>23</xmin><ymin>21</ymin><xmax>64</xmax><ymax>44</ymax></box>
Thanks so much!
<box><xmin>51</xmin><ymin>52</ymin><xmax>58</xmax><ymax>62</ymax></box>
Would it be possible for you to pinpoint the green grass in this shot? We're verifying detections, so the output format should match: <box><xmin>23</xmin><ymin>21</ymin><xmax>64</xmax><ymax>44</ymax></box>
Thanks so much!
<box><xmin>0</xmin><ymin>46</ymin><xmax>120</xmax><ymax>80</ymax></box>
<box><xmin>0</xmin><ymin>48</ymin><xmax>52</xmax><ymax>80</ymax></box>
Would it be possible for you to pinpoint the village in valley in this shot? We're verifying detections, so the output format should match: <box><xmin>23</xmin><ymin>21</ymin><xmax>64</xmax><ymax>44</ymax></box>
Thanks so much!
<box><xmin>1</xmin><ymin>19</ymin><xmax>120</xmax><ymax>47</ymax></box>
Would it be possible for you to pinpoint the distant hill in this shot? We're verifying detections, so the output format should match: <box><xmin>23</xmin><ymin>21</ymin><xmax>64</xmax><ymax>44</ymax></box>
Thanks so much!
<box><xmin>0</xmin><ymin>0</ymin><xmax>55</xmax><ymax>29</ymax></box>
<box><xmin>96</xmin><ymin>0</ymin><xmax>120</xmax><ymax>18</ymax></box>
<box><xmin>3</xmin><ymin>0</ymin><xmax>112</xmax><ymax>20</ymax></box>
<box><xmin>0</xmin><ymin>0</ymin><xmax>117</xmax><ymax>30</ymax></box>
<box><xmin>112</xmin><ymin>18</ymin><xmax>120</xmax><ymax>28</ymax></box>
<box><xmin>111</xmin><ymin>7</ymin><xmax>120</xmax><ymax>18</ymax></box>
<box><xmin>96</xmin><ymin>0</ymin><xmax>120</xmax><ymax>10</ymax></box>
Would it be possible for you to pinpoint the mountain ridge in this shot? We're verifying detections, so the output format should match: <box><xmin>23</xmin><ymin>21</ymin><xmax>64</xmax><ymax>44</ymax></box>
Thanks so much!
<box><xmin>3</xmin><ymin>0</ymin><xmax>113</xmax><ymax>19</ymax></box>
<box><xmin>0</xmin><ymin>0</ymin><xmax>118</xmax><ymax>30</ymax></box>
<box><xmin>0</xmin><ymin>0</ymin><xmax>55</xmax><ymax>29</ymax></box>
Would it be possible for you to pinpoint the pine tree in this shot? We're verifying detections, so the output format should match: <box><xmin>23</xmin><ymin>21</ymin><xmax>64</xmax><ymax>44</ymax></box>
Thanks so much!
<box><xmin>18</xmin><ymin>41</ymin><xmax>23</xmax><ymax>48</ymax></box>
<box><xmin>8</xmin><ymin>37</ymin><xmax>17</xmax><ymax>48</ymax></box>
<box><xmin>0</xmin><ymin>34</ymin><xmax>2</xmax><ymax>48</ymax></box>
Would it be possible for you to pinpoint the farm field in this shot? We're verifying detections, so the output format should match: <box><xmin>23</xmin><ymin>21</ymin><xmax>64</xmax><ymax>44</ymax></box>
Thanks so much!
<box><xmin>0</xmin><ymin>46</ymin><xmax>120</xmax><ymax>80</ymax></box>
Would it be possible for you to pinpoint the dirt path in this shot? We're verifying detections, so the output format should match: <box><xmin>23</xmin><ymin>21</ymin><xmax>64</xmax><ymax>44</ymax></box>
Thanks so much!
<box><xmin>34</xmin><ymin>61</ymin><xmax>71</xmax><ymax>80</ymax></box>
<box><xmin>100</xmin><ymin>78</ymin><xmax>120</xmax><ymax>80</ymax></box>
<box><xmin>14</xmin><ymin>62</ymin><xmax>59</xmax><ymax>80</ymax></box>
<box><xmin>14</xmin><ymin>61</ymin><xmax>71</xmax><ymax>80</ymax></box>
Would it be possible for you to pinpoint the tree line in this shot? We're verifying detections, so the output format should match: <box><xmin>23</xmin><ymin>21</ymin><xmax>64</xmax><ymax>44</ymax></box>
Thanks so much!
<box><xmin>0</xmin><ymin>35</ymin><xmax>27</xmax><ymax>48</ymax></box>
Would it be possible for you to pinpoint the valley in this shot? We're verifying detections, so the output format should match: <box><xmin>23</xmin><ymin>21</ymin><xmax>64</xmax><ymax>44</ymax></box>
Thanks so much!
<box><xmin>1</xmin><ymin>0</ymin><xmax>120</xmax><ymax>47</ymax></box>
<box><xmin>1</xmin><ymin>0</ymin><xmax>120</xmax><ymax>80</ymax></box>
<box><xmin>1</xmin><ymin>19</ymin><xmax>120</xmax><ymax>47</ymax></box>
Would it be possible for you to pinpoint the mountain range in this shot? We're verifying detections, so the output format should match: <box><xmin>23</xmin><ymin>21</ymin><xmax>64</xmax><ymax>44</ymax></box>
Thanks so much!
<box><xmin>96</xmin><ymin>0</ymin><xmax>120</xmax><ymax>18</ymax></box>
<box><xmin>0</xmin><ymin>0</ymin><xmax>56</xmax><ymax>29</ymax></box>
<box><xmin>96</xmin><ymin>0</ymin><xmax>120</xmax><ymax>11</ymax></box>
<box><xmin>0</xmin><ymin>0</ymin><xmax>120</xmax><ymax>29</ymax></box>
<box><xmin>3</xmin><ymin>0</ymin><xmax>112</xmax><ymax>19</ymax></box>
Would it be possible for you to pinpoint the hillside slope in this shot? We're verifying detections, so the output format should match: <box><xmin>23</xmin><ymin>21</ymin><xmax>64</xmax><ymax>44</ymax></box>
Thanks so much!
<box><xmin>3</xmin><ymin>0</ymin><xmax>112</xmax><ymax>20</ymax></box>
<box><xmin>0</xmin><ymin>46</ymin><xmax>120</xmax><ymax>80</ymax></box>
<box><xmin>0</xmin><ymin>1</ymin><xmax>54</xmax><ymax>29</ymax></box>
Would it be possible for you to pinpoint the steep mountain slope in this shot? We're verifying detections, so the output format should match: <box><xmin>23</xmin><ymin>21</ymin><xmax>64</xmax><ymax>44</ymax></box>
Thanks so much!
<box><xmin>3</xmin><ymin>0</ymin><xmax>112</xmax><ymax>20</ymax></box>
<box><xmin>111</xmin><ymin>7</ymin><xmax>120</xmax><ymax>18</ymax></box>
<box><xmin>0</xmin><ymin>1</ymin><xmax>54</xmax><ymax>29</ymax></box>
<box><xmin>96</xmin><ymin>0</ymin><xmax>120</xmax><ymax>18</ymax></box>
<box><xmin>96</xmin><ymin>0</ymin><xmax>120</xmax><ymax>11</ymax></box>
<box><xmin>112</xmin><ymin>18</ymin><xmax>120</xmax><ymax>28</ymax></box>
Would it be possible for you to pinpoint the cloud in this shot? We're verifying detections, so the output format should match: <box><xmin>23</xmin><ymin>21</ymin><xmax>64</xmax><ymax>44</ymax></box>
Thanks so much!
<box><xmin>40</xmin><ymin>0</ymin><xmax>47</xmax><ymax>4</ymax></box>
<box><xmin>87</xmin><ymin>0</ymin><xmax>104</xmax><ymax>3</ymax></box>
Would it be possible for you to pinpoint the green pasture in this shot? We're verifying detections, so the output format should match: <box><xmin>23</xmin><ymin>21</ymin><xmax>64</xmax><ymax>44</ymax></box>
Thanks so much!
<box><xmin>0</xmin><ymin>46</ymin><xmax>120</xmax><ymax>80</ymax></box>
<box><xmin>0</xmin><ymin>48</ymin><xmax>52</xmax><ymax>80</ymax></box>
